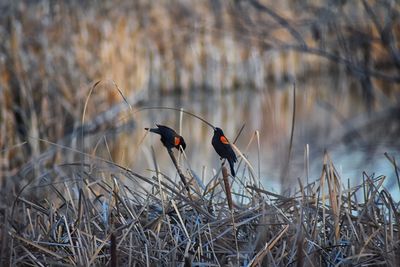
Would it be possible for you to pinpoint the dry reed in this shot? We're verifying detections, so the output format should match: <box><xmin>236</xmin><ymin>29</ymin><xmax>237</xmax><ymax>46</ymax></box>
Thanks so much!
<box><xmin>2</xmin><ymin>147</ymin><xmax>399</xmax><ymax>266</ymax></box>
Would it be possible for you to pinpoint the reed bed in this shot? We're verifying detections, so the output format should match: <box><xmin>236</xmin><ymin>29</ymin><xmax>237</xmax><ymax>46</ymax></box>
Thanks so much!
<box><xmin>3</xmin><ymin>150</ymin><xmax>399</xmax><ymax>266</ymax></box>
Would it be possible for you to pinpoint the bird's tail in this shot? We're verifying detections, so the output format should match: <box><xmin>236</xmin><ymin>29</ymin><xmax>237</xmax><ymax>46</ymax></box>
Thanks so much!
<box><xmin>144</xmin><ymin>127</ymin><xmax>159</xmax><ymax>134</ymax></box>
<box><xmin>228</xmin><ymin>159</ymin><xmax>236</xmax><ymax>177</ymax></box>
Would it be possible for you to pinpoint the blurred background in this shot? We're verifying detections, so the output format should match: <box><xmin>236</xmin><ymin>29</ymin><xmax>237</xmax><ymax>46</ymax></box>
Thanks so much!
<box><xmin>1</xmin><ymin>0</ymin><xmax>400</xmax><ymax>195</ymax></box>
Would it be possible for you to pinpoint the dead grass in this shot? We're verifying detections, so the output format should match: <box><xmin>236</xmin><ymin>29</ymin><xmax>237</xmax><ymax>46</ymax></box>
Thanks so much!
<box><xmin>2</xmin><ymin>146</ymin><xmax>399</xmax><ymax>266</ymax></box>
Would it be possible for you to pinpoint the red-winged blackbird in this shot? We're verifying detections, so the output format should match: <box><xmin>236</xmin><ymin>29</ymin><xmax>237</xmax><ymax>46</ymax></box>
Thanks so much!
<box><xmin>145</xmin><ymin>124</ymin><xmax>186</xmax><ymax>151</ymax></box>
<box><xmin>212</xmin><ymin>127</ymin><xmax>237</xmax><ymax>176</ymax></box>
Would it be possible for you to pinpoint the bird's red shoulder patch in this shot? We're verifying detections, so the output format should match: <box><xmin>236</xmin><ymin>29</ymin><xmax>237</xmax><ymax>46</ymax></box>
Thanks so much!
<box><xmin>220</xmin><ymin>136</ymin><xmax>229</xmax><ymax>144</ymax></box>
<box><xmin>174</xmin><ymin>137</ymin><xmax>180</xmax><ymax>146</ymax></box>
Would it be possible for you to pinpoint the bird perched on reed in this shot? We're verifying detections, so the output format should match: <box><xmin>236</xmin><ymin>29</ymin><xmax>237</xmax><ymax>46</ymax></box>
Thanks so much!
<box><xmin>212</xmin><ymin>127</ymin><xmax>237</xmax><ymax>176</ymax></box>
<box><xmin>145</xmin><ymin>124</ymin><xmax>186</xmax><ymax>151</ymax></box>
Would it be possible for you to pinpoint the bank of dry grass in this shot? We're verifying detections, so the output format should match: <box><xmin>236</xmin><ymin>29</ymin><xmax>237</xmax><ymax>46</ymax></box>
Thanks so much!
<box><xmin>2</xmin><ymin>150</ymin><xmax>399</xmax><ymax>266</ymax></box>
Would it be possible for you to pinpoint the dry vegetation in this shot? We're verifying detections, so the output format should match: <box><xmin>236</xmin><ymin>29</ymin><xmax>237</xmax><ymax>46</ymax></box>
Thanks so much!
<box><xmin>3</xmin><ymin>149</ymin><xmax>400</xmax><ymax>266</ymax></box>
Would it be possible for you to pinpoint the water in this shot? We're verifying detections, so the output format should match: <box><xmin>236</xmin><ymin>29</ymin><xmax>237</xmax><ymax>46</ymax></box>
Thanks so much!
<box><xmin>94</xmin><ymin>76</ymin><xmax>400</xmax><ymax>200</ymax></box>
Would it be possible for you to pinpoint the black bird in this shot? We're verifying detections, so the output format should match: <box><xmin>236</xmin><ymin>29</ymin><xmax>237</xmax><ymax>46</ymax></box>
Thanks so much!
<box><xmin>145</xmin><ymin>124</ymin><xmax>186</xmax><ymax>151</ymax></box>
<box><xmin>212</xmin><ymin>127</ymin><xmax>237</xmax><ymax>176</ymax></box>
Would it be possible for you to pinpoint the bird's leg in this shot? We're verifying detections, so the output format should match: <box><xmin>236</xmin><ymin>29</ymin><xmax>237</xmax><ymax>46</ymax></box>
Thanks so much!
<box><xmin>166</xmin><ymin>148</ymin><xmax>191</xmax><ymax>197</ymax></box>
